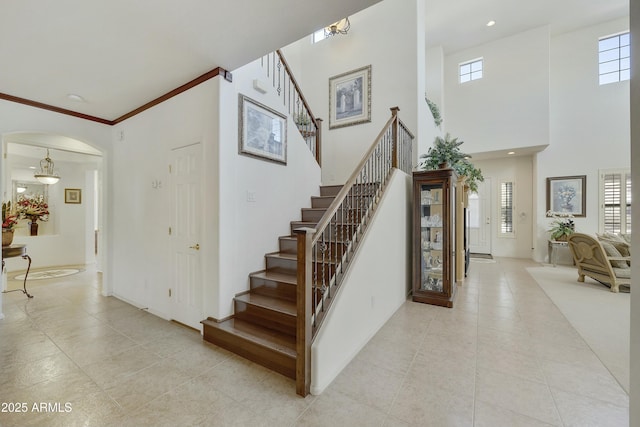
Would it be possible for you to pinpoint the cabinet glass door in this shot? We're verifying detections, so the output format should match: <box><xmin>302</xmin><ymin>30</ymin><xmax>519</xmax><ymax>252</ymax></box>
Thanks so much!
<box><xmin>419</xmin><ymin>183</ymin><xmax>444</xmax><ymax>292</ymax></box>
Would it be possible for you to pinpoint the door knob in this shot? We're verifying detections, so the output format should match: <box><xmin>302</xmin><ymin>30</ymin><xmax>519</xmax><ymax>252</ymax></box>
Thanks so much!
<box><xmin>189</xmin><ymin>244</ymin><xmax>200</xmax><ymax>250</ymax></box>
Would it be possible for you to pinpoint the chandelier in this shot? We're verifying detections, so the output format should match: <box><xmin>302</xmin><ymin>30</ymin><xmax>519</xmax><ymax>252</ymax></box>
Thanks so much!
<box><xmin>324</xmin><ymin>17</ymin><xmax>350</xmax><ymax>37</ymax></box>
<box><xmin>34</xmin><ymin>149</ymin><xmax>60</xmax><ymax>184</ymax></box>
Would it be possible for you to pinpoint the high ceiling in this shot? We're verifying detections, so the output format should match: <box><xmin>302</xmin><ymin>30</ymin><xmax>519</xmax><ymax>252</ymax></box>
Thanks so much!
<box><xmin>0</xmin><ymin>0</ymin><xmax>629</xmax><ymax>123</ymax></box>
<box><xmin>0</xmin><ymin>0</ymin><xmax>380</xmax><ymax>121</ymax></box>
<box><xmin>426</xmin><ymin>0</ymin><xmax>628</xmax><ymax>53</ymax></box>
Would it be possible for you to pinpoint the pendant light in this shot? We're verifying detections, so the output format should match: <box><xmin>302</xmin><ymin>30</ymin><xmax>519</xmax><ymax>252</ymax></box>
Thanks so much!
<box><xmin>34</xmin><ymin>149</ymin><xmax>60</xmax><ymax>184</ymax></box>
<box><xmin>324</xmin><ymin>17</ymin><xmax>350</xmax><ymax>37</ymax></box>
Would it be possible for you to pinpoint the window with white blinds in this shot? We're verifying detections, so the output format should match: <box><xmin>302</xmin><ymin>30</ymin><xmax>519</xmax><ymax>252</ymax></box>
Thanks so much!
<box><xmin>600</xmin><ymin>169</ymin><xmax>631</xmax><ymax>234</ymax></box>
<box><xmin>500</xmin><ymin>181</ymin><xmax>514</xmax><ymax>235</ymax></box>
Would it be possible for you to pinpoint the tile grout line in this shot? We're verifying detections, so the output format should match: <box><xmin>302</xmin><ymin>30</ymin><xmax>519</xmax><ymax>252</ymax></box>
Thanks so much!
<box><xmin>514</xmin><ymin>262</ymin><xmax>567</xmax><ymax>427</ymax></box>
<box><xmin>381</xmin><ymin>305</ymin><xmax>435</xmax><ymax>426</ymax></box>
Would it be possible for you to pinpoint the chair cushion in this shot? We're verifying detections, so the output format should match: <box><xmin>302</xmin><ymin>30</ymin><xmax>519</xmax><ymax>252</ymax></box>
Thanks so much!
<box><xmin>599</xmin><ymin>241</ymin><xmax>629</xmax><ymax>268</ymax></box>
<box><xmin>597</xmin><ymin>233</ymin><xmax>631</xmax><ymax>257</ymax></box>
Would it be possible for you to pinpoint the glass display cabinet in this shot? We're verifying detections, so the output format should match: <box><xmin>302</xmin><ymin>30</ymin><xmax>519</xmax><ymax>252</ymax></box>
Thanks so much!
<box><xmin>412</xmin><ymin>168</ymin><xmax>457</xmax><ymax>307</ymax></box>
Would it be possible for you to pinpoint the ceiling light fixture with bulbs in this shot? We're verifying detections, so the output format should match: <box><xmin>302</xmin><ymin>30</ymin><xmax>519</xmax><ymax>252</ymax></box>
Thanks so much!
<box><xmin>325</xmin><ymin>17</ymin><xmax>350</xmax><ymax>37</ymax></box>
<box><xmin>34</xmin><ymin>149</ymin><xmax>60</xmax><ymax>184</ymax></box>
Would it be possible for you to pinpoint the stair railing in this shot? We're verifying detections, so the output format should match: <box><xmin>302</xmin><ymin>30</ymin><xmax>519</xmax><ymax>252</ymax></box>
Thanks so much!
<box><xmin>261</xmin><ymin>50</ymin><xmax>322</xmax><ymax>165</ymax></box>
<box><xmin>294</xmin><ymin>107</ymin><xmax>414</xmax><ymax>396</ymax></box>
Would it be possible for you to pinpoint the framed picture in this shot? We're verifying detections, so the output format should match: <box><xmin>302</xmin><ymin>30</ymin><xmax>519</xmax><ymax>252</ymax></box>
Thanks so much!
<box><xmin>546</xmin><ymin>175</ymin><xmax>586</xmax><ymax>217</ymax></box>
<box><xmin>65</xmin><ymin>188</ymin><xmax>82</xmax><ymax>204</ymax></box>
<box><xmin>329</xmin><ymin>65</ymin><xmax>371</xmax><ymax>129</ymax></box>
<box><xmin>238</xmin><ymin>94</ymin><xmax>287</xmax><ymax>165</ymax></box>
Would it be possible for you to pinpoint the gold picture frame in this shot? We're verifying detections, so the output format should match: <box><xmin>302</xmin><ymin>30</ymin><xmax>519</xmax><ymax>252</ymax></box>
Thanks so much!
<box><xmin>329</xmin><ymin>65</ymin><xmax>372</xmax><ymax>129</ymax></box>
<box><xmin>65</xmin><ymin>188</ymin><xmax>82</xmax><ymax>204</ymax></box>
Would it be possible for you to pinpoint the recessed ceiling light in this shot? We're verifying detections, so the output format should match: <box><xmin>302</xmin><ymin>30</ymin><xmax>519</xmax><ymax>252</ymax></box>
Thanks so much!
<box><xmin>67</xmin><ymin>94</ymin><xmax>85</xmax><ymax>102</ymax></box>
<box><xmin>487</xmin><ymin>20</ymin><xmax>496</xmax><ymax>27</ymax></box>
<box><xmin>508</xmin><ymin>151</ymin><xmax>515</xmax><ymax>155</ymax></box>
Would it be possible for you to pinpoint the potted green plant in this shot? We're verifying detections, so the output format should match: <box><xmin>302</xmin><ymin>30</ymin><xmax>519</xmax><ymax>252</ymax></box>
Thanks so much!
<box><xmin>547</xmin><ymin>211</ymin><xmax>575</xmax><ymax>241</ymax></box>
<box><xmin>425</xmin><ymin>96</ymin><xmax>442</xmax><ymax>128</ymax></box>
<box><xmin>418</xmin><ymin>133</ymin><xmax>484</xmax><ymax>193</ymax></box>
<box><xmin>294</xmin><ymin>112</ymin><xmax>311</xmax><ymax>127</ymax></box>
<box><xmin>419</xmin><ymin>133</ymin><xmax>468</xmax><ymax>169</ymax></box>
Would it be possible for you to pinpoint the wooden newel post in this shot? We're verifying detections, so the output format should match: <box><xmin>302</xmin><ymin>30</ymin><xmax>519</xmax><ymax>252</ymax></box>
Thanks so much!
<box><xmin>294</xmin><ymin>227</ymin><xmax>314</xmax><ymax>396</ymax></box>
<box><xmin>390</xmin><ymin>107</ymin><xmax>400</xmax><ymax>169</ymax></box>
<box><xmin>315</xmin><ymin>118</ymin><xmax>323</xmax><ymax>167</ymax></box>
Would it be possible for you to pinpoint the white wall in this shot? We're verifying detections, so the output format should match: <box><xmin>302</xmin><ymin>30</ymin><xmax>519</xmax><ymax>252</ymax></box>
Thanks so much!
<box><xmin>282</xmin><ymin>0</ymin><xmax>426</xmax><ymax>185</ymax></box>
<box><xmin>109</xmin><ymin>78</ymin><xmax>219</xmax><ymax>321</ymax></box>
<box><xmin>444</xmin><ymin>26</ymin><xmax>550</xmax><ymax>154</ymax></box>
<box><xmin>109</xmin><ymin>61</ymin><xmax>322</xmax><ymax>324</ymax></box>
<box><xmin>426</xmin><ymin>46</ymin><xmax>444</xmax><ymax>118</ymax></box>
<box><xmin>472</xmin><ymin>156</ymin><xmax>534</xmax><ymax>259</ymax></box>
<box><xmin>215</xmin><ymin>60</ymin><xmax>322</xmax><ymax>319</ymax></box>
<box><xmin>310</xmin><ymin>169</ymin><xmax>411</xmax><ymax>394</ymax></box>
<box><xmin>534</xmin><ymin>17</ymin><xmax>630</xmax><ymax>262</ymax></box>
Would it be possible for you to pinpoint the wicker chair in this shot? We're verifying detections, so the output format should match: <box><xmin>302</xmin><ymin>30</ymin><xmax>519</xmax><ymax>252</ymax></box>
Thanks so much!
<box><xmin>567</xmin><ymin>233</ymin><xmax>631</xmax><ymax>293</ymax></box>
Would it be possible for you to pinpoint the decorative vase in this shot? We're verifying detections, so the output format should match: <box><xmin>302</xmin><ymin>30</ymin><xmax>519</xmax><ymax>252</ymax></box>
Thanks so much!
<box><xmin>2</xmin><ymin>229</ymin><xmax>14</xmax><ymax>246</ymax></box>
<box><xmin>556</xmin><ymin>234</ymin><xmax>568</xmax><ymax>242</ymax></box>
<box><xmin>30</xmin><ymin>221</ymin><xmax>38</xmax><ymax>236</ymax></box>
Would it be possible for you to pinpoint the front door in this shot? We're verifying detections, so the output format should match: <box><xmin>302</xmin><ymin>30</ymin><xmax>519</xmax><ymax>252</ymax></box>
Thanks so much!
<box><xmin>468</xmin><ymin>177</ymin><xmax>492</xmax><ymax>254</ymax></box>
<box><xmin>170</xmin><ymin>143</ymin><xmax>203</xmax><ymax>330</ymax></box>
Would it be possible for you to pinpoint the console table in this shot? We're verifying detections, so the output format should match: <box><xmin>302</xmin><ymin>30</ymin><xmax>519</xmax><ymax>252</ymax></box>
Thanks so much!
<box><xmin>548</xmin><ymin>240</ymin><xmax>570</xmax><ymax>268</ymax></box>
<box><xmin>2</xmin><ymin>244</ymin><xmax>33</xmax><ymax>298</ymax></box>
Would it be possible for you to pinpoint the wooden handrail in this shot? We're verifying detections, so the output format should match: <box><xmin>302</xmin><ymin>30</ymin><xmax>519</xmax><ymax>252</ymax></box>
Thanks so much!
<box><xmin>294</xmin><ymin>227</ymin><xmax>314</xmax><ymax>396</ymax></box>
<box><xmin>294</xmin><ymin>107</ymin><xmax>414</xmax><ymax>396</ymax></box>
<box><xmin>275</xmin><ymin>50</ymin><xmax>320</xmax><ymax>131</ymax></box>
<box><xmin>311</xmin><ymin>108</ymin><xmax>399</xmax><ymax>246</ymax></box>
<box><xmin>261</xmin><ymin>51</ymin><xmax>322</xmax><ymax>165</ymax></box>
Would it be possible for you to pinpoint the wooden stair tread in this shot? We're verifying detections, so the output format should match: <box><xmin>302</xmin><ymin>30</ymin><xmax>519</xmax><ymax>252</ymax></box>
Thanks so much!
<box><xmin>202</xmin><ymin>318</ymin><xmax>296</xmax><ymax>357</ymax></box>
<box><xmin>235</xmin><ymin>293</ymin><xmax>297</xmax><ymax>316</ymax></box>
<box><xmin>291</xmin><ymin>221</ymin><xmax>318</xmax><ymax>228</ymax></box>
<box><xmin>265</xmin><ymin>252</ymin><xmax>297</xmax><ymax>261</ymax></box>
<box><xmin>250</xmin><ymin>270</ymin><xmax>297</xmax><ymax>284</ymax></box>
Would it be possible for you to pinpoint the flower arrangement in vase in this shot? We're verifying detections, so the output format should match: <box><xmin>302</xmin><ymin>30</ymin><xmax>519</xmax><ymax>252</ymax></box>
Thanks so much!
<box><xmin>555</xmin><ymin>184</ymin><xmax>577</xmax><ymax>212</ymax></box>
<box><xmin>2</xmin><ymin>201</ymin><xmax>19</xmax><ymax>246</ymax></box>
<box><xmin>15</xmin><ymin>195</ymin><xmax>49</xmax><ymax>236</ymax></box>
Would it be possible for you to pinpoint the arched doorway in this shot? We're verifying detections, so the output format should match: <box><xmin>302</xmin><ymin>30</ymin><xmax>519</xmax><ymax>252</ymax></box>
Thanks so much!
<box><xmin>2</xmin><ymin>132</ymin><xmax>105</xmax><ymax>283</ymax></box>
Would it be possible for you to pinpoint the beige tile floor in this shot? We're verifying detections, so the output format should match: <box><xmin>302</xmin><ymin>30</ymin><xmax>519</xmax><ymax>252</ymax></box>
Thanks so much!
<box><xmin>0</xmin><ymin>258</ymin><xmax>629</xmax><ymax>426</ymax></box>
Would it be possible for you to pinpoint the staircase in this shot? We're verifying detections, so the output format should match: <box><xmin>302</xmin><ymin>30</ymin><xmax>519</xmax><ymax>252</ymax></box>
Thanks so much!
<box><xmin>201</xmin><ymin>184</ymin><xmax>344</xmax><ymax>379</ymax></box>
<box><xmin>202</xmin><ymin>107</ymin><xmax>414</xmax><ymax>396</ymax></box>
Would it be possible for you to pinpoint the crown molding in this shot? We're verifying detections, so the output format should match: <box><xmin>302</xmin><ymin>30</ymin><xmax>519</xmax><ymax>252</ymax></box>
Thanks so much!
<box><xmin>0</xmin><ymin>67</ymin><xmax>231</xmax><ymax>127</ymax></box>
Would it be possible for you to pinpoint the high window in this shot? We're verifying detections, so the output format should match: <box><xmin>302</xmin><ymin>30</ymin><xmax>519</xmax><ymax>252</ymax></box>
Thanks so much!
<box><xmin>459</xmin><ymin>59</ymin><xmax>483</xmax><ymax>83</ymax></box>
<box><xmin>500</xmin><ymin>181</ymin><xmax>514</xmax><ymax>235</ymax></box>
<box><xmin>600</xmin><ymin>169</ymin><xmax>631</xmax><ymax>234</ymax></box>
<box><xmin>312</xmin><ymin>29</ymin><xmax>327</xmax><ymax>43</ymax></box>
<box><xmin>599</xmin><ymin>32</ymin><xmax>630</xmax><ymax>85</ymax></box>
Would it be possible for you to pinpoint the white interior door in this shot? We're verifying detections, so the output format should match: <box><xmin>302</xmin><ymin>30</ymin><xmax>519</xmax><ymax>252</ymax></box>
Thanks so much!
<box><xmin>468</xmin><ymin>177</ymin><xmax>492</xmax><ymax>254</ymax></box>
<box><xmin>170</xmin><ymin>143</ymin><xmax>203</xmax><ymax>330</ymax></box>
